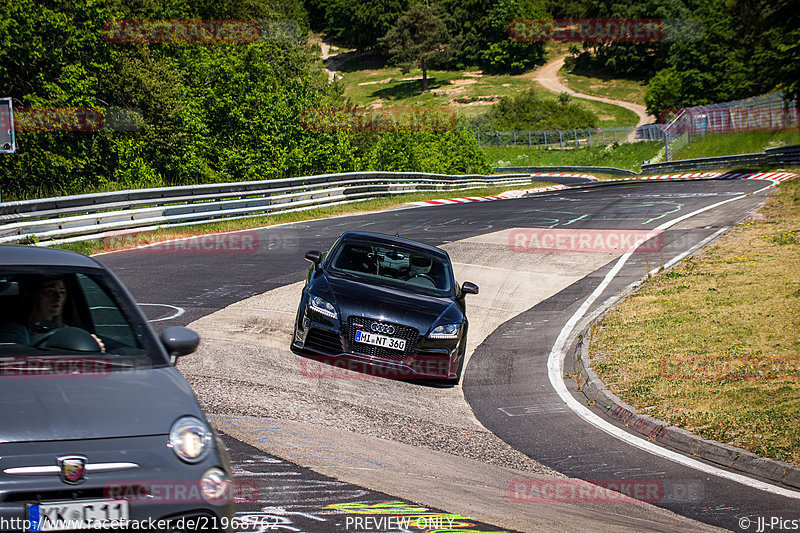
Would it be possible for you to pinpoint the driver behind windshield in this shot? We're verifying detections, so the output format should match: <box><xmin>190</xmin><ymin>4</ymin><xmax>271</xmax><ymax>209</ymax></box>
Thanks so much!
<box><xmin>0</xmin><ymin>276</ymin><xmax>104</xmax><ymax>351</ymax></box>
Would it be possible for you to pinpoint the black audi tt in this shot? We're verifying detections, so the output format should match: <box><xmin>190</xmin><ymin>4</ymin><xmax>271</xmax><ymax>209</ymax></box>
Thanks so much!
<box><xmin>290</xmin><ymin>232</ymin><xmax>478</xmax><ymax>384</ymax></box>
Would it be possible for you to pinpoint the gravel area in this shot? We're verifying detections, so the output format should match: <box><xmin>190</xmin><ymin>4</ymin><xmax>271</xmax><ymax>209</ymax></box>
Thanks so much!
<box><xmin>185</xmin><ymin>371</ymin><xmax>559</xmax><ymax>476</ymax></box>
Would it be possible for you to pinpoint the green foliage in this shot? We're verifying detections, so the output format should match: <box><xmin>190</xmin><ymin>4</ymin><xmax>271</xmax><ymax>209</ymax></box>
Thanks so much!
<box><xmin>479</xmin><ymin>0</ymin><xmax>547</xmax><ymax>73</ymax></box>
<box><xmin>367</xmin><ymin>130</ymin><xmax>491</xmax><ymax>174</ymax></box>
<box><xmin>563</xmin><ymin>0</ymin><xmax>689</xmax><ymax>78</ymax></box>
<box><xmin>474</xmin><ymin>89</ymin><xmax>598</xmax><ymax>131</ymax></box>
<box><xmin>644</xmin><ymin>67</ymin><xmax>711</xmax><ymax>118</ymax></box>
<box><xmin>312</xmin><ymin>0</ymin><xmax>409</xmax><ymax>49</ymax></box>
<box><xmin>483</xmin><ymin>141</ymin><xmax>663</xmax><ymax>172</ymax></box>
<box><xmin>559</xmin><ymin>0</ymin><xmax>799</xmax><ymax>115</ymax></box>
<box><xmin>311</xmin><ymin>0</ymin><xmax>547</xmax><ymax>74</ymax></box>
<box><xmin>380</xmin><ymin>5</ymin><xmax>452</xmax><ymax>91</ymax></box>
<box><xmin>1</xmin><ymin>0</ymin><xmax>491</xmax><ymax>201</ymax></box>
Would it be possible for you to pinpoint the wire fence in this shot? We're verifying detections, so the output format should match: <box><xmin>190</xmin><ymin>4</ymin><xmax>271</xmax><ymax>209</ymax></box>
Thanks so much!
<box><xmin>474</xmin><ymin>127</ymin><xmax>637</xmax><ymax>149</ymax></box>
<box><xmin>663</xmin><ymin>92</ymin><xmax>798</xmax><ymax>135</ymax></box>
<box><xmin>475</xmin><ymin>93</ymin><xmax>797</xmax><ymax>162</ymax></box>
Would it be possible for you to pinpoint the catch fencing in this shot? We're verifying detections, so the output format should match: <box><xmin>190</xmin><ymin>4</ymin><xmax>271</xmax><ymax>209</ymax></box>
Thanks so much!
<box><xmin>475</xmin><ymin>127</ymin><xmax>637</xmax><ymax>149</ymax></box>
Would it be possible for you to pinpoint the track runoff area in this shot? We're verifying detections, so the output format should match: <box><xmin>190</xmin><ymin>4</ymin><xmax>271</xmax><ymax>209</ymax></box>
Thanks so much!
<box><xmin>98</xmin><ymin>173</ymin><xmax>799</xmax><ymax>532</ymax></box>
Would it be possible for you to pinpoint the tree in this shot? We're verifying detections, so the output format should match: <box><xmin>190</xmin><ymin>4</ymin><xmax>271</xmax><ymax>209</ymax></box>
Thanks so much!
<box><xmin>479</xmin><ymin>0</ymin><xmax>547</xmax><ymax>73</ymax></box>
<box><xmin>315</xmin><ymin>0</ymin><xmax>409</xmax><ymax>49</ymax></box>
<box><xmin>380</xmin><ymin>5</ymin><xmax>452</xmax><ymax>92</ymax></box>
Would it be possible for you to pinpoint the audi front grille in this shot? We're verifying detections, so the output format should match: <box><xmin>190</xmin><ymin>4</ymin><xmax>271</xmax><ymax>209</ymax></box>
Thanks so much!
<box><xmin>346</xmin><ymin>316</ymin><xmax>419</xmax><ymax>361</ymax></box>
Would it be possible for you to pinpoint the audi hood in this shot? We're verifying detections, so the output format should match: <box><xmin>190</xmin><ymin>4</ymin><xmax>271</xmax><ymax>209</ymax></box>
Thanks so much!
<box><xmin>313</xmin><ymin>272</ymin><xmax>464</xmax><ymax>332</ymax></box>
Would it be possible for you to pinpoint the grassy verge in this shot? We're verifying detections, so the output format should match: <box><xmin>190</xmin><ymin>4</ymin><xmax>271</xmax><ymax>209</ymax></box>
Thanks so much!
<box><xmin>589</xmin><ymin>176</ymin><xmax>800</xmax><ymax>466</ymax></box>
<box><xmin>335</xmin><ymin>54</ymin><xmax>638</xmax><ymax>127</ymax></box>
<box><xmin>558</xmin><ymin>65</ymin><xmax>647</xmax><ymax>105</ymax></box>
<box><xmin>676</xmin><ymin>131</ymin><xmax>800</xmax><ymax>160</ymax></box>
<box><xmin>483</xmin><ymin>141</ymin><xmax>663</xmax><ymax>172</ymax></box>
<box><xmin>52</xmin><ymin>183</ymin><xmax>553</xmax><ymax>256</ymax></box>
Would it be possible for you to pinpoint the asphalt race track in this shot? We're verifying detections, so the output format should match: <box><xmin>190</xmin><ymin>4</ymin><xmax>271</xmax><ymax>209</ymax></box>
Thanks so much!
<box><xmin>98</xmin><ymin>177</ymin><xmax>800</xmax><ymax>532</ymax></box>
<box><xmin>219</xmin><ymin>431</ymin><xmax>508</xmax><ymax>533</ymax></box>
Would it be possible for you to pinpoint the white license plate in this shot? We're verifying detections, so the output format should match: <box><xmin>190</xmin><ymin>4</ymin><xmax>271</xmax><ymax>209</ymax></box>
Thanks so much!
<box><xmin>355</xmin><ymin>330</ymin><xmax>406</xmax><ymax>351</ymax></box>
<box><xmin>28</xmin><ymin>499</ymin><xmax>129</xmax><ymax>531</ymax></box>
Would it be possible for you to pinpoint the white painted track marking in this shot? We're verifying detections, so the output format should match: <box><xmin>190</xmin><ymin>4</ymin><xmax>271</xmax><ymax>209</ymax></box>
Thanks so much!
<box><xmin>139</xmin><ymin>303</ymin><xmax>185</xmax><ymax>322</ymax></box>
<box><xmin>547</xmin><ymin>183</ymin><xmax>800</xmax><ymax>499</ymax></box>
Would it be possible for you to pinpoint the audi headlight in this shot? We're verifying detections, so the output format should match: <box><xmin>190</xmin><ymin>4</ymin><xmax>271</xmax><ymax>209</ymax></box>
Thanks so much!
<box><xmin>309</xmin><ymin>294</ymin><xmax>338</xmax><ymax>319</ymax></box>
<box><xmin>429</xmin><ymin>324</ymin><xmax>461</xmax><ymax>339</ymax></box>
<box><xmin>169</xmin><ymin>417</ymin><xmax>212</xmax><ymax>463</ymax></box>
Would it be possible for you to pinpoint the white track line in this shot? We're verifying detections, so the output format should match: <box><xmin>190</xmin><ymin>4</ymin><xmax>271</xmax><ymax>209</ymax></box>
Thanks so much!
<box><xmin>547</xmin><ymin>182</ymin><xmax>800</xmax><ymax>499</ymax></box>
<box><xmin>138</xmin><ymin>303</ymin><xmax>185</xmax><ymax>322</ymax></box>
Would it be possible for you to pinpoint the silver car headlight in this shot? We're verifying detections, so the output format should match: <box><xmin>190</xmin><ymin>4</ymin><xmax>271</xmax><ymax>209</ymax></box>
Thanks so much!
<box><xmin>429</xmin><ymin>324</ymin><xmax>461</xmax><ymax>339</ymax></box>
<box><xmin>201</xmin><ymin>467</ymin><xmax>231</xmax><ymax>503</ymax></box>
<box><xmin>169</xmin><ymin>417</ymin><xmax>212</xmax><ymax>463</ymax></box>
<box><xmin>309</xmin><ymin>294</ymin><xmax>338</xmax><ymax>319</ymax></box>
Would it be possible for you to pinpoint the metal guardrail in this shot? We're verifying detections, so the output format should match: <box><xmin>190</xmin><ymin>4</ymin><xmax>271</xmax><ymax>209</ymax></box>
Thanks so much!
<box><xmin>5</xmin><ymin>146</ymin><xmax>797</xmax><ymax>245</ymax></box>
<box><xmin>0</xmin><ymin>171</ymin><xmax>535</xmax><ymax>245</ymax></box>
<box><xmin>494</xmin><ymin>166</ymin><xmax>637</xmax><ymax>176</ymax></box>
<box><xmin>641</xmin><ymin>144</ymin><xmax>800</xmax><ymax>173</ymax></box>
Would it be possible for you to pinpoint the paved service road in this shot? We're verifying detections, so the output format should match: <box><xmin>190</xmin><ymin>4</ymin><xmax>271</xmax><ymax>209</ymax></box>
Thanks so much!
<box><xmin>98</xmin><ymin>177</ymin><xmax>798</xmax><ymax>532</ymax></box>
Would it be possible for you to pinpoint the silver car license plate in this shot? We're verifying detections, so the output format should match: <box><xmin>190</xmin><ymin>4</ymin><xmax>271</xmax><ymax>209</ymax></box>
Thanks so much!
<box><xmin>28</xmin><ymin>499</ymin><xmax>129</xmax><ymax>531</ymax></box>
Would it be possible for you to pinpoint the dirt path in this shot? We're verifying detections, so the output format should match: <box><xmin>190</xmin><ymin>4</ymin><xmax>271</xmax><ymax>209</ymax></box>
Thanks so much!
<box><xmin>531</xmin><ymin>54</ymin><xmax>652</xmax><ymax>141</ymax></box>
<box><xmin>319</xmin><ymin>41</ymin><xmax>339</xmax><ymax>82</ymax></box>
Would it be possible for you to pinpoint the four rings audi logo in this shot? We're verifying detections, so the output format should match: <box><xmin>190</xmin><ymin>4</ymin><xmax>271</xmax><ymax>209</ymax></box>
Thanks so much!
<box><xmin>370</xmin><ymin>322</ymin><xmax>396</xmax><ymax>335</ymax></box>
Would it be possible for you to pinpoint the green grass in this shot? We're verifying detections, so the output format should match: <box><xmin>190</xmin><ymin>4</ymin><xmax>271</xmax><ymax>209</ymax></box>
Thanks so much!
<box><xmin>51</xmin><ymin>182</ymin><xmax>553</xmax><ymax>256</ymax></box>
<box><xmin>558</xmin><ymin>66</ymin><xmax>647</xmax><ymax>105</ymax></box>
<box><xmin>334</xmin><ymin>53</ymin><xmax>639</xmax><ymax>127</ymax></box>
<box><xmin>676</xmin><ymin>131</ymin><xmax>800</xmax><ymax>160</ymax></box>
<box><xmin>483</xmin><ymin>141</ymin><xmax>663</xmax><ymax>172</ymax></box>
<box><xmin>590</xmin><ymin>176</ymin><xmax>800</xmax><ymax>466</ymax></box>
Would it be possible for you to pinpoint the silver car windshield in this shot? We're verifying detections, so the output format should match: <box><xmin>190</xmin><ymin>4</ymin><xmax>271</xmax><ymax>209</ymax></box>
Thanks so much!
<box><xmin>0</xmin><ymin>268</ymin><xmax>165</xmax><ymax>371</ymax></box>
<box><xmin>328</xmin><ymin>241</ymin><xmax>453</xmax><ymax>295</ymax></box>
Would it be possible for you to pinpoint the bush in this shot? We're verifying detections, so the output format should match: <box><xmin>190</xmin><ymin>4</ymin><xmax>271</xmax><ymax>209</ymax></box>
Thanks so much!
<box><xmin>473</xmin><ymin>89</ymin><xmax>599</xmax><ymax>131</ymax></box>
<box><xmin>366</xmin><ymin>130</ymin><xmax>490</xmax><ymax>174</ymax></box>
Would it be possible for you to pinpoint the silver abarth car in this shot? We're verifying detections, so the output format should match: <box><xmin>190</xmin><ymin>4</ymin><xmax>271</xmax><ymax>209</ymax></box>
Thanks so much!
<box><xmin>0</xmin><ymin>246</ymin><xmax>234</xmax><ymax>532</ymax></box>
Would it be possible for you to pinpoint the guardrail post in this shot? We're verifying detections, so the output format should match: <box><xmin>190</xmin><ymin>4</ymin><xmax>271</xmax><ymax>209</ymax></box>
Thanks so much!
<box><xmin>544</xmin><ymin>131</ymin><xmax>547</xmax><ymax>148</ymax></box>
<box><xmin>559</xmin><ymin>131</ymin><xmax>563</xmax><ymax>149</ymax></box>
<box><xmin>528</xmin><ymin>131</ymin><xmax>531</xmax><ymax>147</ymax></box>
<box><xmin>574</xmin><ymin>130</ymin><xmax>578</xmax><ymax>148</ymax></box>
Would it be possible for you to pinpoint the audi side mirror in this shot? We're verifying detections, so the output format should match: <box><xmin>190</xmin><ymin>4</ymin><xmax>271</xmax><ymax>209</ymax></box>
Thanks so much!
<box><xmin>461</xmin><ymin>282</ymin><xmax>479</xmax><ymax>295</ymax></box>
<box><xmin>304</xmin><ymin>250</ymin><xmax>322</xmax><ymax>267</ymax></box>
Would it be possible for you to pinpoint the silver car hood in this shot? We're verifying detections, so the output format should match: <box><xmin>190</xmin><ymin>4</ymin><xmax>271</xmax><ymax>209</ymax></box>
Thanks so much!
<box><xmin>0</xmin><ymin>366</ymin><xmax>204</xmax><ymax>443</ymax></box>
